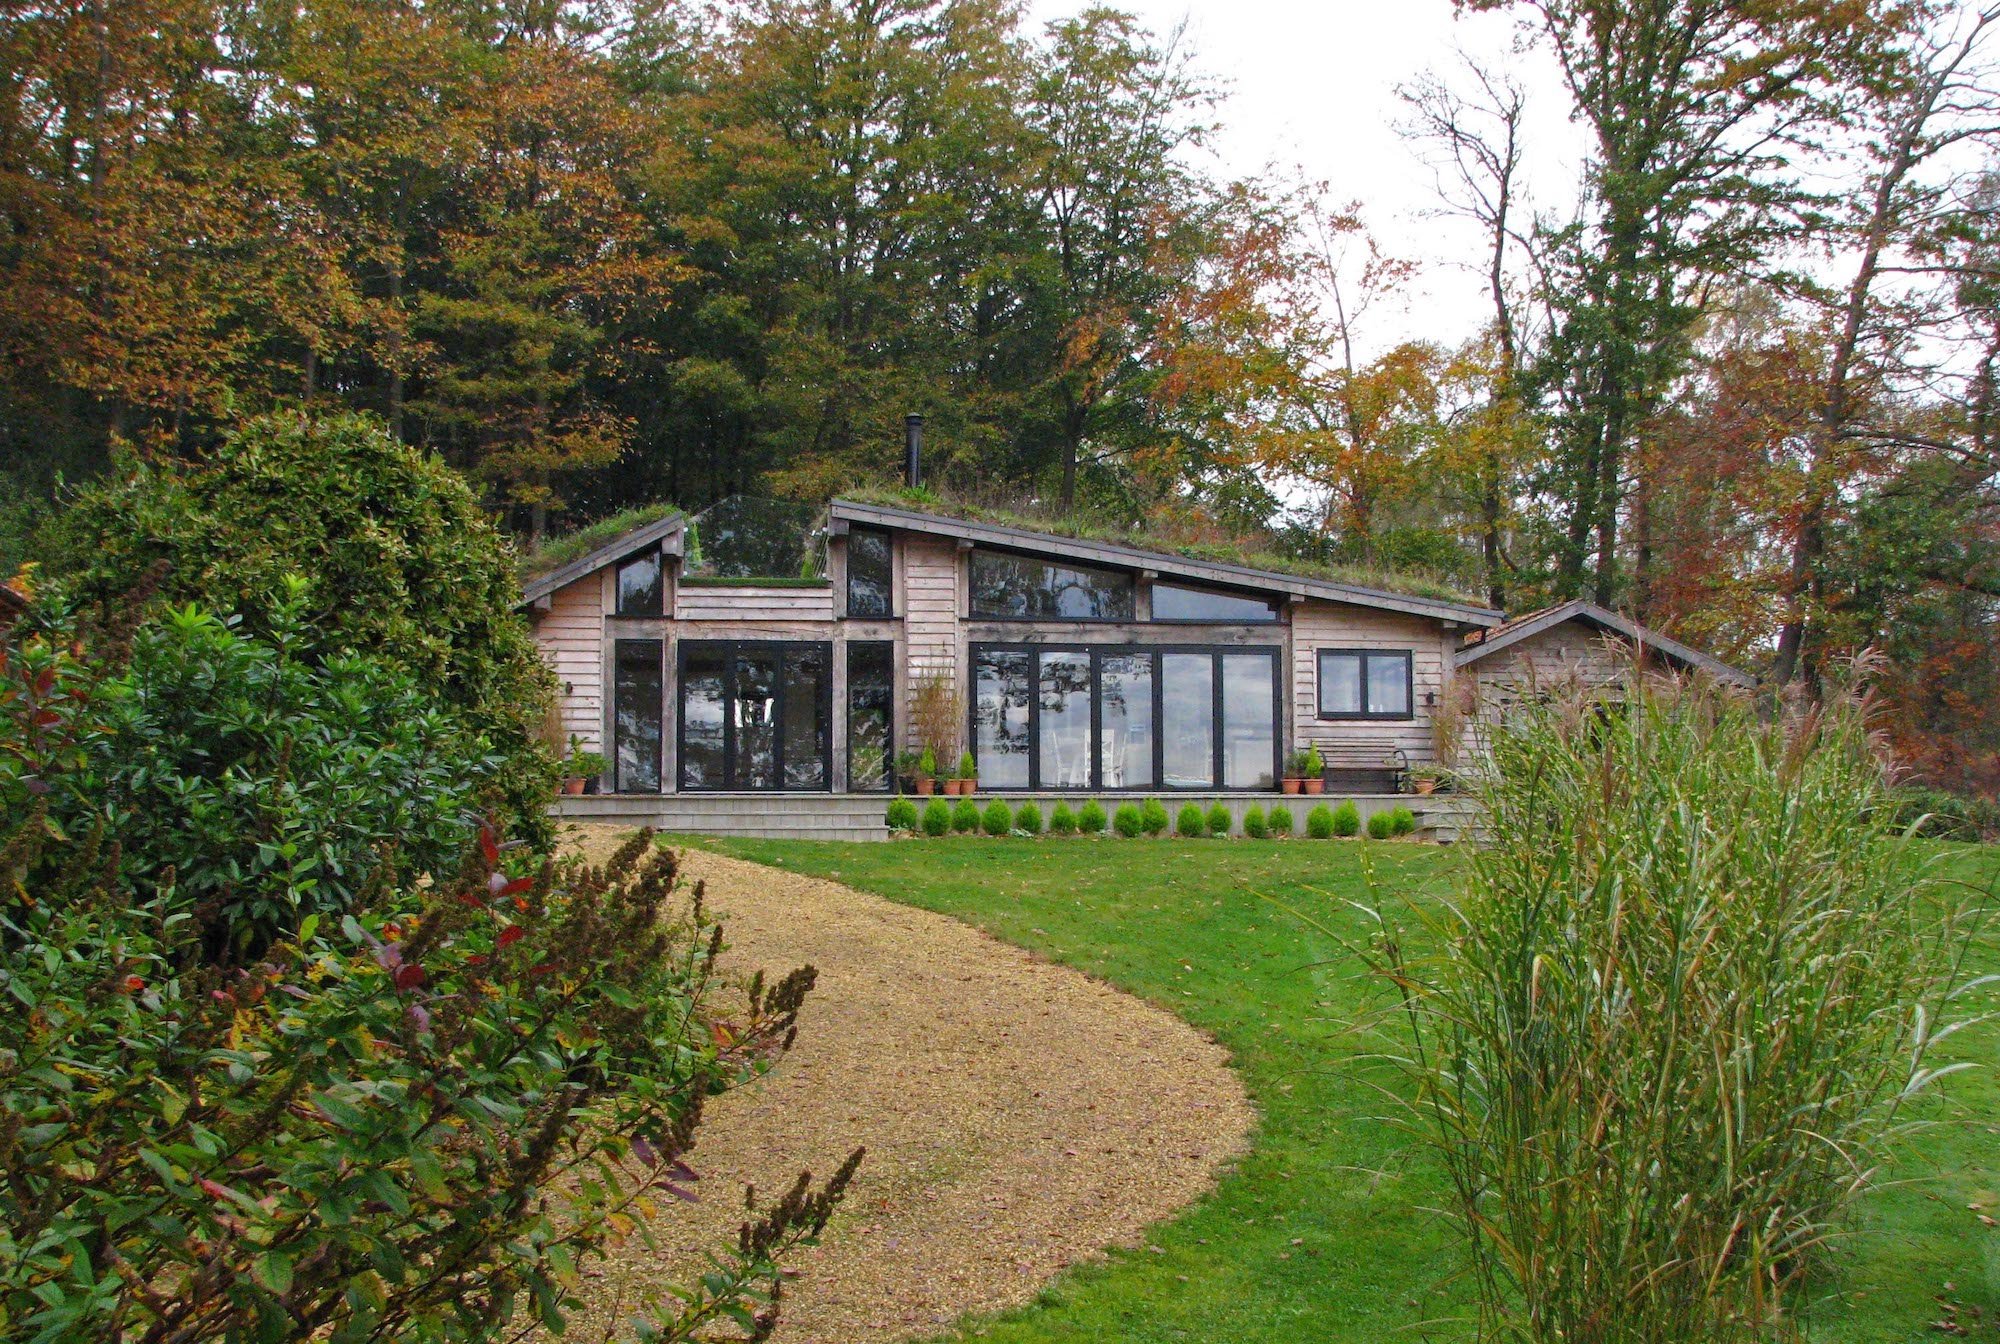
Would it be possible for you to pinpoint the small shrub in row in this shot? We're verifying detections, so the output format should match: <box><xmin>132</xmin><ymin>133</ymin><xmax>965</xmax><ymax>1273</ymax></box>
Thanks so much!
<box><xmin>923</xmin><ymin>798</ymin><xmax>952</xmax><ymax>836</ymax></box>
<box><xmin>1176</xmin><ymin>803</ymin><xmax>1205</xmax><ymax>837</ymax></box>
<box><xmin>1016</xmin><ymin>801</ymin><xmax>1044</xmax><ymax>835</ymax></box>
<box><xmin>1078</xmin><ymin>800</ymin><xmax>1107</xmax><ymax>833</ymax></box>
<box><xmin>886</xmin><ymin>796</ymin><xmax>920</xmax><ymax>831</ymax></box>
<box><xmin>983</xmin><ymin>799</ymin><xmax>1013</xmax><ymax>836</ymax></box>
<box><xmin>1207</xmin><ymin>802</ymin><xmax>1233</xmax><ymax>836</ymax></box>
<box><xmin>1050</xmin><ymin>802</ymin><xmax>1077</xmax><ymax>834</ymax></box>
<box><xmin>1307</xmin><ymin>804</ymin><xmax>1336</xmax><ymax>839</ymax></box>
<box><xmin>896</xmin><ymin>795</ymin><xmax>1405</xmax><ymax>841</ymax></box>
<box><xmin>1244</xmin><ymin>805</ymin><xmax>1268</xmax><ymax>838</ymax></box>
<box><xmin>1268</xmin><ymin>805</ymin><xmax>1294</xmax><ymax>836</ymax></box>
<box><xmin>953</xmin><ymin>798</ymin><xmax>981</xmax><ymax>833</ymax></box>
<box><xmin>1113</xmin><ymin>803</ymin><xmax>1144</xmax><ymax>837</ymax></box>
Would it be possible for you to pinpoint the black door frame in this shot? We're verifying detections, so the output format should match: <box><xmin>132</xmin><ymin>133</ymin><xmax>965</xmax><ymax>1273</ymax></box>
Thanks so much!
<box><xmin>676</xmin><ymin>639</ymin><xmax>834</xmax><ymax>792</ymax></box>
<box><xmin>967</xmin><ymin>642</ymin><xmax>1283</xmax><ymax>792</ymax></box>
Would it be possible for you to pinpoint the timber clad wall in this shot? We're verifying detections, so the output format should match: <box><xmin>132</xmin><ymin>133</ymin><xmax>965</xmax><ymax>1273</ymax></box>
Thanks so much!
<box><xmin>903</xmin><ymin>534</ymin><xmax>960</xmax><ymax>687</ymax></box>
<box><xmin>674</xmin><ymin>584</ymin><xmax>835</xmax><ymax>622</ymax></box>
<box><xmin>1291</xmin><ymin>603</ymin><xmax>1455</xmax><ymax>766</ymax></box>
<box><xmin>1472</xmin><ymin>623</ymin><xmax>1630</xmax><ymax>698</ymax></box>
<box><xmin>541</xmin><ymin>574</ymin><xmax>607</xmax><ymax>753</ymax></box>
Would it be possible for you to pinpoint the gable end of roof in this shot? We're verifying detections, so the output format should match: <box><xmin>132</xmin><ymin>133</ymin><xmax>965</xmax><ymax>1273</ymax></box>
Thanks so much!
<box><xmin>1455</xmin><ymin>599</ymin><xmax>1754</xmax><ymax>687</ymax></box>
<box><xmin>518</xmin><ymin>512</ymin><xmax>686</xmax><ymax>608</ymax></box>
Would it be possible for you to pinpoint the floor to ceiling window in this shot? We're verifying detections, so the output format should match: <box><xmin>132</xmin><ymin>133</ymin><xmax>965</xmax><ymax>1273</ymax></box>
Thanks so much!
<box><xmin>970</xmin><ymin>645</ymin><xmax>1278</xmax><ymax>790</ymax></box>
<box><xmin>846</xmin><ymin>642</ymin><xmax>894</xmax><ymax>791</ymax></box>
<box><xmin>677</xmin><ymin>641</ymin><xmax>832</xmax><ymax>791</ymax></box>
<box><xmin>613</xmin><ymin>639</ymin><xmax>664</xmax><ymax>792</ymax></box>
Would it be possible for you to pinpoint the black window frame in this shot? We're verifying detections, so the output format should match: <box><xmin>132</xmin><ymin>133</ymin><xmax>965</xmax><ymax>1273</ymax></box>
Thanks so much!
<box><xmin>1148</xmin><ymin>581</ymin><xmax>1282</xmax><ymax>624</ymax></box>
<box><xmin>612</xmin><ymin>638</ymin><xmax>665</xmax><ymax>793</ymax></box>
<box><xmin>968</xmin><ymin>547</ymin><xmax>1137</xmax><ymax>623</ymax></box>
<box><xmin>844</xmin><ymin>526</ymin><xmax>895</xmax><ymax>619</ymax></box>
<box><xmin>845</xmin><ymin>640</ymin><xmax>896</xmax><ymax>793</ymax></box>
<box><xmin>968</xmin><ymin>642</ymin><xmax>1282</xmax><ymax>791</ymax></box>
<box><xmin>1316</xmin><ymin>648</ymin><xmax>1415</xmax><ymax>721</ymax></box>
<box><xmin>614</xmin><ymin>548</ymin><xmax>664</xmax><ymax>617</ymax></box>
<box><xmin>675</xmin><ymin>639</ymin><xmax>834</xmax><ymax>793</ymax></box>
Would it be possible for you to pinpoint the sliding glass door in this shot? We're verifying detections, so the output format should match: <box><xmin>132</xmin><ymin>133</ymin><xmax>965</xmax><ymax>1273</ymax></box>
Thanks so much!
<box><xmin>970</xmin><ymin>644</ymin><xmax>1280</xmax><ymax>791</ymax></box>
<box><xmin>677</xmin><ymin>641</ymin><xmax>832</xmax><ymax>791</ymax></box>
<box><xmin>613</xmin><ymin>639</ymin><xmax>664</xmax><ymax>793</ymax></box>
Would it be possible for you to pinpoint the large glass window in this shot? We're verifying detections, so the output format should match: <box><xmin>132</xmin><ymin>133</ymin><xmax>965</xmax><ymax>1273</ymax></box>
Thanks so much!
<box><xmin>678</xmin><ymin>642</ymin><xmax>832</xmax><ymax>790</ymax></box>
<box><xmin>847</xmin><ymin>642</ymin><xmax>894</xmax><ymax>791</ymax></box>
<box><xmin>1161</xmin><ymin>653</ymin><xmax>1215</xmax><ymax>788</ymax></box>
<box><xmin>1317</xmin><ymin>649</ymin><xmax>1414</xmax><ymax>720</ymax></box>
<box><xmin>1099</xmin><ymin>654</ymin><xmax>1154</xmax><ymax>789</ymax></box>
<box><xmin>613</xmin><ymin>639</ymin><xmax>664</xmax><ymax>792</ymax></box>
<box><xmin>1222</xmin><ymin>654</ymin><xmax>1278</xmax><ymax>788</ymax></box>
<box><xmin>1151</xmin><ymin>583</ymin><xmax>1280</xmax><ymax>623</ymax></box>
<box><xmin>970</xmin><ymin>550</ymin><xmax>1135</xmax><ymax>621</ymax></box>
<box><xmin>973</xmin><ymin>649</ymin><xmax>1033</xmax><ymax>788</ymax></box>
<box><xmin>616</xmin><ymin>550</ymin><xmax>663</xmax><ymax>616</ymax></box>
<box><xmin>846</xmin><ymin>527</ymin><xmax>893</xmax><ymax>618</ymax></box>
<box><xmin>1037</xmin><ymin>650</ymin><xmax>1094</xmax><ymax>788</ymax></box>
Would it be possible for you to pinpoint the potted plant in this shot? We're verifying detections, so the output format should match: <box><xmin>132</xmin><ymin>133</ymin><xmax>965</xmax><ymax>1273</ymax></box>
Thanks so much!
<box><xmin>1283</xmin><ymin>748</ymin><xmax>1312</xmax><ymax>794</ymax></box>
<box><xmin>1303</xmin><ymin>745</ymin><xmax>1326</xmax><ymax>794</ymax></box>
<box><xmin>915</xmin><ymin>746</ymin><xmax>938</xmax><ymax>796</ymax></box>
<box><xmin>1409</xmin><ymin>765</ymin><xmax>1442</xmax><ymax>796</ymax></box>
<box><xmin>562</xmin><ymin>737</ymin><xmax>606</xmax><ymax>795</ymax></box>
<box><xmin>955</xmin><ymin>750</ymin><xmax>979</xmax><ymax>795</ymax></box>
<box><xmin>895</xmin><ymin>749</ymin><xmax>921</xmax><ymax>794</ymax></box>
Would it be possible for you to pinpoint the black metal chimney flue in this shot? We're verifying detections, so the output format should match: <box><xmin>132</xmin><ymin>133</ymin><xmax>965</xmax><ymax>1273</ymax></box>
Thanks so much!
<box><xmin>903</xmin><ymin>413</ymin><xmax>923</xmax><ymax>489</ymax></box>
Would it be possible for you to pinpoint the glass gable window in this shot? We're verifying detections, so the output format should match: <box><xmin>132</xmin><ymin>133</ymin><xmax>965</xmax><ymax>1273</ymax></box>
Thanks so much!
<box><xmin>1317</xmin><ymin>649</ymin><xmax>1414</xmax><ymax>720</ymax></box>
<box><xmin>973</xmin><ymin>649</ymin><xmax>1032</xmax><ymax>788</ymax></box>
<box><xmin>971</xmin><ymin>645</ymin><xmax>1275</xmax><ymax>791</ymax></box>
<box><xmin>970</xmin><ymin>550</ymin><xmax>1135</xmax><ymax>621</ymax></box>
<box><xmin>616</xmin><ymin>550</ymin><xmax>664</xmax><ymax>616</ymax></box>
<box><xmin>613</xmin><ymin>639</ymin><xmax>664</xmax><ymax>792</ymax></box>
<box><xmin>847</xmin><ymin>642</ymin><xmax>894</xmax><ymax>792</ymax></box>
<box><xmin>1150</xmin><ymin>583</ymin><xmax>1280</xmax><ymax>623</ymax></box>
<box><xmin>846</xmin><ymin>527</ymin><xmax>893</xmax><ymax>618</ymax></box>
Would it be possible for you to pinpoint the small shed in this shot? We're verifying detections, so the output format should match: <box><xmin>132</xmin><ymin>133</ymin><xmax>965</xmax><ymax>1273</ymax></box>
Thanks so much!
<box><xmin>1454</xmin><ymin>599</ymin><xmax>1754</xmax><ymax>697</ymax></box>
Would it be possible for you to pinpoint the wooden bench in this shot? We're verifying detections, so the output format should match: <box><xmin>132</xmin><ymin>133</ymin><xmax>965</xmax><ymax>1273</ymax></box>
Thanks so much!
<box><xmin>1300</xmin><ymin>740</ymin><xmax>1408</xmax><ymax>794</ymax></box>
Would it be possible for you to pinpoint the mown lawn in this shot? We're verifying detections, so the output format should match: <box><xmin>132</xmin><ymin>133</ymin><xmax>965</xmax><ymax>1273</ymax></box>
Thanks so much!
<box><xmin>692</xmin><ymin>834</ymin><xmax>2000</xmax><ymax>1342</ymax></box>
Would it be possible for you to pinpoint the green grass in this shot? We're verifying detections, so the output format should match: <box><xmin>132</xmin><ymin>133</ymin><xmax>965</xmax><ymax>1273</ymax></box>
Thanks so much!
<box><xmin>689</xmin><ymin>835</ymin><xmax>2000</xmax><ymax>1342</ymax></box>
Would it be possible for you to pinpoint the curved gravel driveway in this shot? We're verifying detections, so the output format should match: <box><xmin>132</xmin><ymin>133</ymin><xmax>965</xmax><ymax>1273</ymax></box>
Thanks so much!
<box><xmin>563</xmin><ymin>825</ymin><xmax>1255</xmax><ymax>1342</ymax></box>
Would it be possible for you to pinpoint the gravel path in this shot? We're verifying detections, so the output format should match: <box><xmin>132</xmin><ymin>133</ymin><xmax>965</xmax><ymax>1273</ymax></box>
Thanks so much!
<box><xmin>562</xmin><ymin>825</ymin><xmax>1255</xmax><ymax>1342</ymax></box>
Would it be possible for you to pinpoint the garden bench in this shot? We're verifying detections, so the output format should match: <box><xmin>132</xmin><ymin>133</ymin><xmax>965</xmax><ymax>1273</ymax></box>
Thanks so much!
<box><xmin>1299</xmin><ymin>740</ymin><xmax>1408</xmax><ymax>794</ymax></box>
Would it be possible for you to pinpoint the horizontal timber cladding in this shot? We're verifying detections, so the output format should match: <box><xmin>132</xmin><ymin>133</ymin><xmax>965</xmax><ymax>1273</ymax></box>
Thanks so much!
<box><xmin>674</xmin><ymin>583</ymin><xmax>836</xmax><ymax>622</ymax></box>
<box><xmin>1472</xmin><ymin>621</ymin><xmax>1635</xmax><ymax>697</ymax></box>
<box><xmin>902</xmin><ymin>532</ymin><xmax>961</xmax><ymax>685</ymax></box>
<box><xmin>1291</xmin><ymin>600</ymin><xmax>1457</xmax><ymax>766</ymax></box>
<box><xmin>533</xmin><ymin>572</ymin><xmax>608</xmax><ymax>753</ymax></box>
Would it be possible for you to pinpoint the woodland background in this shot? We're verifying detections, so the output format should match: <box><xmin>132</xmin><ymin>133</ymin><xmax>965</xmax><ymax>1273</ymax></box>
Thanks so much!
<box><xmin>2</xmin><ymin>0</ymin><xmax>1997</xmax><ymax>796</ymax></box>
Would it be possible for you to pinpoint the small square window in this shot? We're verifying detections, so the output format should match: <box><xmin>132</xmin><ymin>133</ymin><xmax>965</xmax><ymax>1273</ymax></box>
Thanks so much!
<box><xmin>1318</xmin><ymin>649</ymin><xmax>1413</xmax><ymax>720</ymax></box>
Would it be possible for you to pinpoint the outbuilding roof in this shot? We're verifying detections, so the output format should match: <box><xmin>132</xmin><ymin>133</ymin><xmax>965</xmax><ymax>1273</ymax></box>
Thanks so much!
<box><xmin>518</xmin><ymin>510</ymin><xmax>686</xmax><ymax>607</ymax></box>
<box><xmin>828</xmin><ymin>498</ymin><xmax>1505</xmax><ymax>626</ymax></box>
<box><xmin>1455</xmin><ymin>598</ymin><xmax>1754</xmax><ymax>687</ymax></box>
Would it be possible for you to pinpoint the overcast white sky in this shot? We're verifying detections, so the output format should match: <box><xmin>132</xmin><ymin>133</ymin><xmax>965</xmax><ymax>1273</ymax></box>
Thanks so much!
<box><xmin>1027</xmin><ymin>0</ymin><xmax>1588</xmax><ymax>355</ymax></box>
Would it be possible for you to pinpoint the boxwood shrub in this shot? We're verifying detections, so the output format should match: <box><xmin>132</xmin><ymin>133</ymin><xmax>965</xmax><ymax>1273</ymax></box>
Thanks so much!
<box><xmin>1141</xmin><ymin>798</ymin><xmax>1170</xmax><ymax>836</ymax></box>
<box><xmin>1332</xmin><ymin>800</ymin><xmax>1361</xmax><ymax>837</ymax></box>
<box><xmin>983</xmin><ymin>798</ymin><xmax>1014</xmax><ymax>836</ymax></box>
<box><xmin>1267</xmin><ymin>804</ymin><xmax>1294</xmax><ymax>836</ymax></box>
<box><xmin>1366</xmin><ymin>808</ymin><xmax>1394</xmax><ymax>839</ymax></box>
<box><xmin>1015</xmin><ymin>801</ymin><xmax>1044</xmax><ymax>835</ymax></box>
<box><xmin>952</xmin><ymin>797</ymin><xmax>982</xmax><ymax>833</ymax></box>
<box><xmin>886</xmin><ymin>796</ymin><xmax>920</xmax><ymax>831</ymax></box>
<box><xmin>921</xmin><ymin>797</ymin><xmax>952</xmax><ymax>837</ymax></box>
<box><xmin>1243</xmin><ymin>804</ymin><xmax>1269</xmax><ymax>839</ymax></box>
<box><xmin>1176</xmin><ymin>802</ymin><xmax>1206</xmax><ymax>837</ymax></box>
<box><xmin>1307</xmin><ymin>803</ymin><xmax>1336</xmax><ymax>839</ymax></box>
<box><xmin>1390</xmin><ymin>805</ymin><xmax>1417</xmax><ymax>836</ymax></box>
<box><xmin>1050</xmin><ymin>801</ymin><xmax>1078</xmax><ymax>835</ymax></box>
<box><xmin>1206</xmin><ymin>802</ymin><xmax>1233</xmax><ymax>837</ymax></box>
<box><xmin>1113</xmin><ymin>803</ymin><xmax>1144</xmax><ymax>838</ymax></box>
<box><xmin>1078</xmin><ymin>799</ymin><xmax>1108</xmax><ymax>834</ymax></box>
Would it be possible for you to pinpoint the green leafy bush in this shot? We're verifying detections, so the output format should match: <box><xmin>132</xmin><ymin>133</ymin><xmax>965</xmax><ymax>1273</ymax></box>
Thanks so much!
<box><xmin>1243</xmin><ymin>804</ymin><xmax>1268</xmax><ymax>838</ymax></box>
<box><xmin>1389</xmin><ymin>805</ymin><xmax>1417</xmax><ymax>837</ymax></box>
<box><xmin>1015</xmin><ymin>801</ymin><xmax>1044</xmax><ymax>835</ymax></box>
<box><xmin>1206</xmin><ymin>801</ymin><xmax>1233</xmax><ymax>837</ymax></box>
<box><xmin>48</xmin><ymin>412</ymin><xmax>559</xmax><ymax>839</ymax></box>
<box><xmin>1078</xmin><ymin>799</ymin><xmax>1108</xmax><ymax>833</ymax></box>
<box><xmin>1306</xmin><ymin>804</ymin><xmax>1335</xmax><ymax>839</ymax></box>
<box><xmin>983</xmin><ymin>798</ymin><xmax>1013</xmax><ymax>836</ymax></box>
<box><xmin>1050</xmin><ymin>801</ymin><xmax>1078</xmax><ymax>834</ymax></box>
<box><xmin>953</xmin><ymin>797</ymin><xmax>982</xmax><ymax>833</ymax></box>
<box><xmin>1176</xmin><ymin>802</ymin><xmax>1205</xmax><ymax>837</ymax></box>
<box><xmin>1365</xmin><ymin>677</ymin><xmax>1973</xmax><ymax>1341</ymax></box>
<box><xmin>1113</xmin><ymin>803</ymin><xmax>1144</xmax><ymax>838</ymax></box>
<box><xmin>1141</xmin><ymin>798</ymin><xmax>1170</xmax><ymax>836</ymax></box>
<box><xmin>1267</xmin><ymin>804</ymin><xmax>1294</xmax><ymax>836</ymax></box>
<box><xmin>0</xmin><ymin>615</ymin><xmax>855</xmax><ymax>1343</ymax></box>
<box><xmin>1332</xmin><ymin>799</ymin><xmax>1361</xmax><ymax>837</ymax></box>
<box><xmin>1886</xmin><ymin>784</ymin><xmax>2000</xmax><ymax>841</ymax></box>
<box><xmin>886</xmin><ymin>796</ymin><xmax>920</xmax><ymax>831</ymax></box>
<box><xmin>922</xmin><ymin>797</ymin><xmax>952</xmax><ymax>836</ymax></box>
<box><xmin>1366</xmin><ymin>809</ymin><xmax>1394</xmax><ymax>839</ymax></box>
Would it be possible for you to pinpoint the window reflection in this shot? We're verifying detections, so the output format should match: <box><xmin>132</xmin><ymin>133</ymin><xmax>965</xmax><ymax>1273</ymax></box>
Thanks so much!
<box><xmin>1037</xmin><ymin>651</ymin><xmax>1093</xmax><ymax>788</ymax></box>
<box><xmin>847</xmin><ymin>642</ymin><xmax>894</xmax><ymax>791</ymax></box>
<box><xmin>846</xmin><ymin>527</ymin><xmax>893</xmax><ymax>618</ymax></box>
<box><xmin>1150</xmin><ymin>583</ymin><xmax>1278</xmax><ymax>623</ymax></box>
<box><xmin>1222</xmin><ymin>654</ymin><xmax>1276</xmax><ymax>788</ymax></box>
<box><xmin>1161</xmin><ymin>653</ymin><xmax>1214</xmax><ymax>787</ymax></box>
<box><xmin>616</xmin><ymin>551</ymin><xmax>663</xmax><ymax>616</ymax></box>
<box><xmin>970</xmin><ymin>550</ymin><xmax>1134</xmax><ymax>620</ymax></box>
<box><xmin>1099</xmin><ymin>654</ymin><xmax>1154</xmax><ymax>789</ymax></box>
<box><xmin>614</xmin><ymin>640</ymin><xmax>663</xmax><ymax>792</ymax></box>
<box><xmin>974</xmin><ymin>649</ymin><xmax>1032</xmax><ymax>788</ymax></box>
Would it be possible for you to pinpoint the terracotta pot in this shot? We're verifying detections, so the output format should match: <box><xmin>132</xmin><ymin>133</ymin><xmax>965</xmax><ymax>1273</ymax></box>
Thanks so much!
<box><xmin>1414</xmin><ymin>779</ymin><xmax>1437</xmax><ymax>796</ymax></box>
<box><xmin>963</xmin><ymin>779</ymin><xmax>977</xmax><ymax>795</ymax></box>
<box><xmin>562</xmin><ymin>777</ymin><xmax>586</xmax><ymax>796</ymax></box>
<box><xmin>915</xmin><ymin>779</ymin><xmax>935</xmax><ymax>796</ymax></box>
<box><xmin>1304</xmin><ymin>778</ymin><xmax>1325</xmax><ymax>795</ymax></box>
<box><xmin>1282</xmin><ymin>778</ymin><xmax>1302</xmax><ymax>795</ymax></box>
<box><xmin>940</xmin><ymin>779</ymin><xmax>959</xmax><ymax>795</ymax></box>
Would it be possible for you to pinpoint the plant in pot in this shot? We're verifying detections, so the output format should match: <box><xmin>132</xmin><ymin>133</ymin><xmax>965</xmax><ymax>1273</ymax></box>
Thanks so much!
<box><xmin>895</xmin><ymin>749</ymin><xmax>921</xmax><ymax>794</ymax></box>
<box><xmin>1283</xmin><ymin>748</ymin><xmax>1312</xmax><ymax>794</ymax></box>
<box><xmin>562</xmin><ymin>737</ymin><xmax>606</xmax><ymax>795</ymax></box>
<box><xmin>1409</xmin><ymin>765</ymin><xmax>1443</xmax><ymax>796</ymax></box>
<box><xmin>955</xmin><ymin>750</ymin><xmax>979</xmax><ymax>795</ymax></box>
<box><xmin>1303</xmin><ymin>745</ymin><xmax>1326</xmax><ymax>794</ymax></box>
<box><xmin>915</xmin><ymin>746</ymin><xmax>939</xmax><ymax>796</ymax></box>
